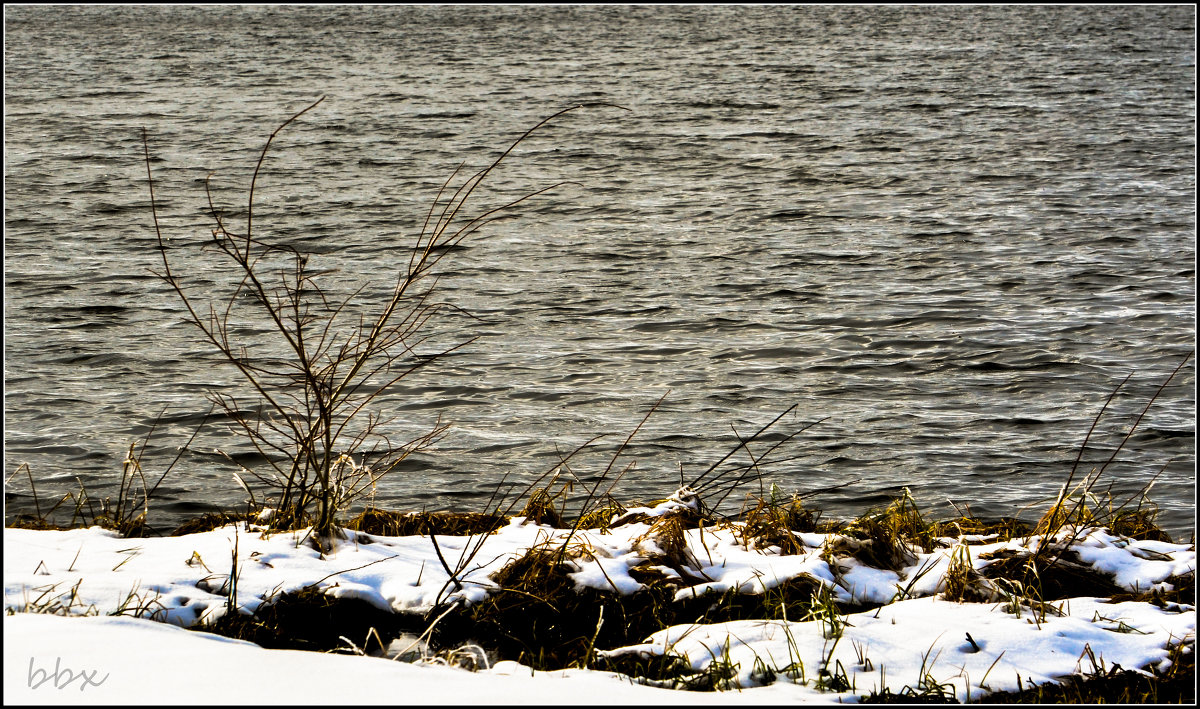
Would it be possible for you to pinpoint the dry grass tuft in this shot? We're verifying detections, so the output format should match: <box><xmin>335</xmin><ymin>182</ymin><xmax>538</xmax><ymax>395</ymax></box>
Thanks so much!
<box><xmin>6</xmin><ymin>514</ymin><xmax>68</xmax><ymax>532</ymax></box>
<box><xmin>207</xmin><ymin>585</ymin><xmax>417</xmax><ymax>653</ymax></box>
<box><xmin>941</xmin><ymin>543</ymin><xmax>996</xmax><ymax>603</ymax></box>
<box><xmin>345</xmin><ymin>508</ymin><xmax>506</xmax><ymax>537</ymax></box>
<box><xmin>635</xmin><ymin>514</ymin><xmax>695</xmax><ymax>572</ymax></box>
<box><xmin>489</xmin><ymin>546</ymin><xmax>572</xmax><ymax>594</ymax></box>
<box><xmin>170</xmin><ymin>511</ymin><xmax>258</xmax><ymax>536</ymax></box>
<box><xmin>518</xmin><ymin>487</ymin><xmax>568</xmax><ymax>528</ymax></box>
<box><xmin>979</xmin><ymin>548</ymin><xmax>1125</xmax><ymax>601</ymax></box>
<box><xmin>737</xmin><ymin>494</ymin><xmax>815</xmax><ymax>555</ymax></box>
<box><xmin>594</xmin><ymin>651</ymin><xmax>694</xmax><ymax>684</ymax></box>
<box><xmin>929</xmin><ymin>515</ymin><xmax>1031</xmax><ymax>541</ymax></box>
<box><xmin>829</xmin><ymin>490</ymin><xmax>935</xmax><ymax>571</ymax></box>
<box><xmin>434</xmin><ymin>546</ymin><xmax>603</xmax><ymax>668</ymax></box>
<box><xmin>1109</xmin><ymin>506</ymin><xmax>1173</xmax><ymax>542</ymax></box>
<box><xmin>575</xmin><ymin>500</ymin><xmax>627</xmax><ymax>530</ymax></box>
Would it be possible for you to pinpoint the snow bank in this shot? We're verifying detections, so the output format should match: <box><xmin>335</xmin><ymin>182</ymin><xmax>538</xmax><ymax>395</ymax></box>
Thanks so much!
<box><xmin>3</xmin><ymin>516</ymin><xmax>1194</xmax><ymax>703</ymax></box>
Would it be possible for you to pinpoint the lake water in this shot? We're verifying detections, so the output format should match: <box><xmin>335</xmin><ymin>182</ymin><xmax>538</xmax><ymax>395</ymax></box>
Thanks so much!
<box><xmin>4</xmin><ymin>5</ymin><xmax>1196</xmax><ymax>537</ymax></box>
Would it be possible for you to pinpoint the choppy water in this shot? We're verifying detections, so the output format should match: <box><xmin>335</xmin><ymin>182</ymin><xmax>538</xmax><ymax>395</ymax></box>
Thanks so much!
<box><xmin>4</xmin><ymin>5</ymin><xmax>1196</xmax><ymax>537</ymax></box>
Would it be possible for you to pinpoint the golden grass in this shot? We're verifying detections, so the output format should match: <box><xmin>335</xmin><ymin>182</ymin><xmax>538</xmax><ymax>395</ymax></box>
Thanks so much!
<box><xmin>736</xmin><ymin>494</ymin><xmax>814</xmax><ymax>555</ymax></box>
<box><xmin>345</xmin><ymin>508</ymin><xmax>506</xmax><ymax>537</ymax></box>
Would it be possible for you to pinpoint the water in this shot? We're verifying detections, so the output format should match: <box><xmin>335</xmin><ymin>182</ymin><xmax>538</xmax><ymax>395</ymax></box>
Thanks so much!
<box><xmin>4</xmin><ymin>5</ymin><xmax>1195</xmax><ymax>537</ymax></box>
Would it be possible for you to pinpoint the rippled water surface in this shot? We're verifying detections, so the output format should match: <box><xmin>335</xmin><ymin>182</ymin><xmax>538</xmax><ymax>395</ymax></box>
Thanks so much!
<box><xmin>4</xmin><ymin>6</ymin><xmax>1195</xmax><ymax>536</ymax></box>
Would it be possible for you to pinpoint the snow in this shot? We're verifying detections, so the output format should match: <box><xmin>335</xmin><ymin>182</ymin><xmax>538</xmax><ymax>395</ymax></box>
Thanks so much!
<box><xmin>3</xmin><ymin>513</ymin><xmax>1195</xmax><ymax>704</ymax></box>
<box><xmin>1069</xmin><ymin>527</ymin><xmax>1195</xmax><ymax>591</ymax></box>
<box><xmin>6</xmin><ymin>612</ymin><xmax>758</xmax><ymax>705</ymax></box>
<box><xmin>602</xmin><ymin>596</ymin><xmax>1193</xmax><ymax>702</ymax></box>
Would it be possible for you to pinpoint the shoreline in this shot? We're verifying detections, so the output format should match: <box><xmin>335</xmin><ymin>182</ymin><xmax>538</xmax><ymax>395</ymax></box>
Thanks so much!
<box><xmin>5</xmin><ymin>487</ymin><xmax>1195</xmax><ymax>704</ymax></box>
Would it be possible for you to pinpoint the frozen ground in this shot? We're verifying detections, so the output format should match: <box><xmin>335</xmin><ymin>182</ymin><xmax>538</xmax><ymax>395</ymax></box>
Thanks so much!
<box><xmin>4</xmin><ymin>507</ymin><xmax>1195</xmax><ymax>704</ymax></box>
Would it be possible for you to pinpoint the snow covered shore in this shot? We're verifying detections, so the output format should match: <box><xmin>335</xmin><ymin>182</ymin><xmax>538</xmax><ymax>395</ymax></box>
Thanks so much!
<box><xmin>7</xmin><ymin>612</ymin><xmax>770</xmax><ymax>705</ymax></box>
<box><xmin>4</xmin><ymin>510</ymin><xmax>1195</xmax><ymax>704</ymax></box>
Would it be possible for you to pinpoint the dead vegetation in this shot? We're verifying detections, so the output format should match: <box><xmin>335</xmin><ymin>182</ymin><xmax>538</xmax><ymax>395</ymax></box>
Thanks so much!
<box><xmin>345</xmin><ymin>509</ymin><xmax>506</xmax><ymax>537</ymax></box>
<box><xmin>207</xmin><ymin>585</ymin><xmax>420</xmax><ymax>654</ymax></box>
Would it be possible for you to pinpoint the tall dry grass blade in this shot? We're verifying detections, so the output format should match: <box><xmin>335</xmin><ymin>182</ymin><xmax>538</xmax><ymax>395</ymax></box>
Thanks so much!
<box><xmin>1036</xmin><ymin>351</ymin><xmax>1193</xmax><ymax>563</ymax></box>
<box><xmin>689</xmin><ymin>404</ymin><xmax>798</xmax><ymax>492</ymax></box>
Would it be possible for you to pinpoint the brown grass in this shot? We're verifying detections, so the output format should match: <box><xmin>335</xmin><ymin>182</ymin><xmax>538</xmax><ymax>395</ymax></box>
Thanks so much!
<box><xmin>345</xmin><ymin>508</ymin><xmax>507</xmax><ymax>537</ymax></box>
